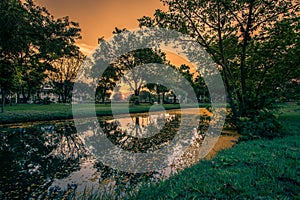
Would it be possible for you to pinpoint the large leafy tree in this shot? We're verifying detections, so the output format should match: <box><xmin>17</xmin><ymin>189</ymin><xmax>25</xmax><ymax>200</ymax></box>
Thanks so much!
<box><xmin>0</xmin><ymin>0</ymin><xmax>81</xmax><ymax>111</ymax></box>
<box><xmin>48</xmin><ymin>53</ymin><xmax>85</xmax><ymax>103</ymax></box>
<box><xmin>139</xmin><ymin>0</ymin><xmax>299</xmax><ymax>124</ymax></box>
<box><xmin>96</xmin><ymin>63</ymin><xmax>120</xmax><ymax>103</ymax></box>
<box><xmin>247</xmin><ymin>17</ymin><xmax>300</xmax><ymax>108</ymax></box>
<box><xmin>0</xmin><ymin>0</ymin><xmax>27</xmax><ymax>112</ymax></box>
<box><xmin>94</xmin><ymin>28</ymin><xmax>168</xmax><ymax>104</ymax></box>
<box><xmin>117</xmin><ymin>48</ymin><xmax>167</xmax><ymax>98</ymax></box>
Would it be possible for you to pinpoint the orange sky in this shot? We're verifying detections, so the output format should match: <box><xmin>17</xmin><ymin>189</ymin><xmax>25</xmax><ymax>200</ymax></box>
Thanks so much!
<box><xmin>33</xmin><ymin>0</ymin><xmax>199</xmax><ymax>97</ymax></box>
<box><xmin>34</xmin><ymin>0</ymin><xmax>194</xmax><ymax>69</ymax></box>
<box><xmin>35</xmin><ymin>0</ymin><xmax>166</xmax><ymax>54</ymax></box>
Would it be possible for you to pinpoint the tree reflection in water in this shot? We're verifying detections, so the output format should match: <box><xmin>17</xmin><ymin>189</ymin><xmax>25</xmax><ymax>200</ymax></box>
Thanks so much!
<box><xmin>102</xmin><ymin>113</ymin><xmax>179</xmax><ymax>153</ymax></box>
<box><xmin>0</xmin><ymin>112</ymin><xmax>207</xmax><ymax>199</ymax></box>
<box><xmin>89</xmin><ymin>113</ymin><xmax>179</xmax><ymax>197</ymax></box>
<box><xmin>0</xmin><ymin>121</ymin><xmax>87</xmax><ymax>199</ymax></box>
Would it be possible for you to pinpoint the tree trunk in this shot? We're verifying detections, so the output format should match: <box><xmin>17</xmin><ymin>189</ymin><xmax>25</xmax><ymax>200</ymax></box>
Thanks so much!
<box><xmin>134</xmin><ymin>90</ymin><xmax>140</xmax><ymax>105</ymax></box>
<box><xmin>1</xmin><ymin>89</ymin><xmax>5</xmax><ymax>113</ymax></box>
<box><xmin>62</xmin><ymin>93</ymin><xmax>67</xmax><ymax>103</ymax></box>
<box><xmin>101</xmin><ymin>91</ymin><xmax>106</xmax><ymax>104</ymax></box>
<box><xmin>21</xmin><ymin>86</ymin><xmax>32</xmax><ymax>103</ymax></box>
<box><xmin>17</xmin><ymin>92</ymin><xmax>20</xmax><ymax>104</ymax></box>
<box><xmin>134</xmin><ymin>90</ymin><xmax>139</xmax><ymax>97</ymax></box>
<box><xmin>216</xmin><ymin>0</ymin><xmax>238</xmax><ymax>124</ymax></box>
<box><xmin>239</xmin><ymin>0</ymin><xmax>254</xmax><ymax>116</ymax></box>
<box><xmin>26</xmin><ymin>87</ymin><xmax>32</xmax><ymax>103</ymax></box>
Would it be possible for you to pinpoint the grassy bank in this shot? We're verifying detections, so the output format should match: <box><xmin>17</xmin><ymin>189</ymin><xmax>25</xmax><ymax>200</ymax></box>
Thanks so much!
<box><xmin>128</xmin><ymin>104</ymin><xmax>299</xmax><ymax>199</ymax></box>
<box><xmin>130</xmin><ymin>135</ymin><xmax>299</xmax><ymax>199</ymax></box>
<box><xmin>0</xmin><ymin>103</ymin><xmax>206</xmax><ymax>124</ymax></box>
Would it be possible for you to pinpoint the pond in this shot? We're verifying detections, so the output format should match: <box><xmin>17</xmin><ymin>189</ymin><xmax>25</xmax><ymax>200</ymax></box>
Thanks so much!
<box><xmin>0</xmin><ymin>108</ymin><xmax>239</xmax><ymax>199</ymax></box>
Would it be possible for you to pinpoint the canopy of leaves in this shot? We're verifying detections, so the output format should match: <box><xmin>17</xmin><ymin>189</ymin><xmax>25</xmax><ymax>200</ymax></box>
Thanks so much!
<box><xmin>139</xmin><ymin>0</ymin><xmax>300</xmax><ymax>123</ymax></box>
<box><xmin>0</xmin><ymin>0</ymin><xmax>81</xmax><ymax>108</ymax></box>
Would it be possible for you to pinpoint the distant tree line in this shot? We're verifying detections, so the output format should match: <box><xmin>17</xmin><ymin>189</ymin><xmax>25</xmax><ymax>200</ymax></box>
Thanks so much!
<box><xmin>94</xmin><ymin>28</ymin><xmax>209</xmax><ymax>105</ymax></box>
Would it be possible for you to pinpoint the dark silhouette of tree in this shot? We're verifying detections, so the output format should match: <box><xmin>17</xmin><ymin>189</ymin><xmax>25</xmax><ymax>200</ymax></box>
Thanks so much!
<box><xmin>114</xmin><ymin>47</ymin><xmax>168</xmax><ymax>104</ymax></box>
<box><xmin>0</xmin><ymin>0</ymin><xmax>81</xmax><ymax>111</ymax></box>
<box><xmin>145</xmin><ymin>83</ymin><xmax>169</xmax><ymax>104</ymax></box>
<box><xmin>49</xmin><ymin>53</ymin><xmax>85</xmax><ymax>103</ymax></box>
<box><xmin>95</xmin><ymin>63</ymin><xmax>120</xmax><ymax>103</ymax></box>
<box><xmin>95</xmin><ymin>28</ymin><xmax>169</xmax><ymax>105</ymax></box>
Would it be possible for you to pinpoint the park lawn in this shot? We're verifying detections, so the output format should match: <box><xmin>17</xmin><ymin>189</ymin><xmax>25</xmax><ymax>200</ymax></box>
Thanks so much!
<box><xmin>0</xmin><ymin>103</ymin><xmax>205</xmax><ymax>124</ymax></box>
<box><xmin>0</xmin><ymin>104</ymin><xmax>73</xmax><ymax>124</ymax></box>
<box><xmin>278</xmin><ymin>103</ymin><xmax>300</xmax><ymax>130</ymax></box>
<box><xmin>128</xmin><ymin>103</ymin><xmax>300</xmax><ymax>199</ymax></box>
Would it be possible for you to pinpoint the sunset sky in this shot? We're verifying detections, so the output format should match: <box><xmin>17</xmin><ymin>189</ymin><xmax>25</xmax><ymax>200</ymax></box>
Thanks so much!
<box><xmin>34</xmin><ymin>0</ymin><xmax>190</xmax><ymax>66</ymax></box>
<box><xmin>35</xmin><ymin>0</ymin><xmax>166</xmax><ymax>54</ymax></box>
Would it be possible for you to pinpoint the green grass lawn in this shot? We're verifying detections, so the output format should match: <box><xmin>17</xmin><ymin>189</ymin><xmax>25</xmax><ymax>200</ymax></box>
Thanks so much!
<box><xmin>278</xmin><ymin>103</ymin><xmax>300</xmax><ymax>131</ymax></box>
<box><xmin>0</xmin><ymin>104</ymin><xmax>73</xmax><ymax>124</ymax></box>
<box><xmin>0</xmin><ymin>103</ymin><xmax>206</xmax><ymax>124</ymax></box>
<box><xmin>127</xmin><ymin>103</ymin><xmax>300</xmax><ymax>199</ymax></box>
<box><xmin>130</xmin><ymin>135</ymin><xmax>299</xmax><ymax>199</ymax></box>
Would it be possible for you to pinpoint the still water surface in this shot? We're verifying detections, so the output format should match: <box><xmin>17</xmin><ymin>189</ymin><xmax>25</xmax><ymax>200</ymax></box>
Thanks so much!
<box><xmin>0</xmin><ymin>108</ymin><xmax>239</xmax><ymax>199</ymax></box>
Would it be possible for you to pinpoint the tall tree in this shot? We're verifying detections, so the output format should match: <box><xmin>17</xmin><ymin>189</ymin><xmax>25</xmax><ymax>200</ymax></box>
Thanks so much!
<box><xmin>0</xmin><ymin>0</ymin><xmax>26</xmax><ymax>112</ymax></box>
<box><xmin>96</xmin><ymin>63</ymin><xmax>120</xmax><ymax>103</ymax></box>
<box><xmin>0</xmin><ymin>0</ymin><xmax>81</xmax><ymax>111</ymax></box>
<box><xmin>94</xmin><ymin>28</ymin><xmax>169</xmax><ymax>104</ymax></box>
<box><xmin>18</xmin><ymin>0</ymin><xmax>81</xmax><ymax>103</ymax></box>
<box><xmin>246</xmin><ymin>17</ymin><xmax>300</xmax><ymax>108</ymax></box>
<box><xmin>139</xmin><ymin>0</ymin><xmax>299</xmax><ymax>123</ymax></box>
<box><xmin>49</xmin><ymin>53</ymin><xmax>85</xmax><ymax>103</ymax></box>
<box><xmin>118</xmin><ymin>48</ymin><xmax>168</xmax><ymax>99</ymax></box>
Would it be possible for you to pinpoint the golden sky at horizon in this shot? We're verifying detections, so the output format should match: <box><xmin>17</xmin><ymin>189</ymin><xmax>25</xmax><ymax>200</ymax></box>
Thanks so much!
<box><xmin>32</xmin><ymin>0</ymin><xmax>203</xmax><ymax>97</ymax></box>
<box><xmin>35</xmin><ymin>0</ymin><xmax>194</xmax><ymax>69</ymax></box>
<box><xmin>35</xmin><ymin>0</ymin><xmax>166</xmax><ymax>54</ymax></box>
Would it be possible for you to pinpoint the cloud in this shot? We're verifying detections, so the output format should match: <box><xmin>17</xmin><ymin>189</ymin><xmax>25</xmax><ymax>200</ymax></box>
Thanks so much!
<box><xmin>77</xmin><ymin>43</ymin><xmax>96</xmax><ymax>55</ymax></box>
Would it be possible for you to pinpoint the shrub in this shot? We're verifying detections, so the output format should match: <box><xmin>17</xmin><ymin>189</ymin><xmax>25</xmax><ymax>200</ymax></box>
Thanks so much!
<box><xmin>202</xmin><ymin>97</ymin><xmax>210</xmax><ymax>103</ymax></box>
<box><xmin>35</xmin><ymin>97</ymin><xmax>52</xmax><ymax>105</ymax></box>
<box><xmin>129</xmin><ymin>95</ymin><xmax>140</xmax><ymax>105</ymax></box>
<box><xmin>237</xmin><ymin>109</ymin><xmax>282</xmax><ymax>140</ymax></box>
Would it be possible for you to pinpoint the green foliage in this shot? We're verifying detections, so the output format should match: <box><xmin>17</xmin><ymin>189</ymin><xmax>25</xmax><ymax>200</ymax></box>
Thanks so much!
<box><xmin>35</xmin><ymin>97</ymin><xmax>52</xmax><ymax>105</ymax></box>
<box><xmin>139</xmin><ymin>0</ymin><xmax>300</xmax><ymax>125</ymax></box>
<box><xmin>129</xmin><ymin>95</ymin><xmax>140</xmax><ymax>105</ymax></box>
<box><xmin>238</xmin><ymin>109</ymin><xmax>282</xmax><ymax>140</ymax></box>
<box><xmin>0</xmin><ymin>0</ymin><xmax>81</xmax><ymax>111</ymax></box>
<box><xmin>49</xmin><ymin>54</ymin><xmax>85</xmax><ymax>103</ymax></box>
<box><xmin>131</xmin><ymin>135</ymin><xmax>299</xmax><ymax>199</ymax></box>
